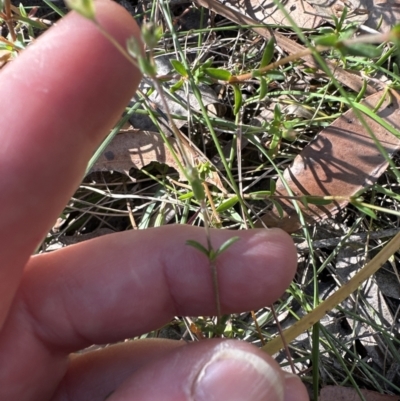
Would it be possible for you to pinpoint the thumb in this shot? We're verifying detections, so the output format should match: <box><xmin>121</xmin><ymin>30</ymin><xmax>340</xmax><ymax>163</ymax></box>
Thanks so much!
<box><xmin>106</xmin><ymin>340</ymin><xmax>308</xmax><ymax>401</ymax></box>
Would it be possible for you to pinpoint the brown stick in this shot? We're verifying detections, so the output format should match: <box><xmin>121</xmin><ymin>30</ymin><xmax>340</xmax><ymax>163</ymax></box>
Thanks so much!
<box><xmin>4</xmin><ymin>0</ymin><xmax>16</xmax><ymax>42</ymax></box>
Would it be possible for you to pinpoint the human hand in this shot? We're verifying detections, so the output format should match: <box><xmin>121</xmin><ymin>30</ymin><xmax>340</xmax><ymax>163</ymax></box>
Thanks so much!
<box><xmin>0</xmin><ymin>1</ymin><xmax>308</xmax><ymax>400</ymax></box>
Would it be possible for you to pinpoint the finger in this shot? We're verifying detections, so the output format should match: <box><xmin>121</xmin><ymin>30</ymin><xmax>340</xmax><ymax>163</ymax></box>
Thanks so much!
<box><xmin>22</xmin><ymin>227</ymin><xmax>297</xmax><ymax>348</ymax></box>
<box><xmin>51</xmin><ymin>339</ymin><xmax>185</xmax><ymax>401</ymax></box>
<box><xmin>52</xmin><ymin>340</ymin><xmax>308</xmax><ymax>401</ymax></box>
<box><xmin>0</xmin><ymin>1</ymin><xmax>141</xmax><ymax>326</ymax></box>
<box><xmin>283</xmin><ymin>372</ymin><xmax>309</xmax><ymax>401</ymax></box>
<box><xmin>103</xmin><ymin>339</ymin><xmax>306</xmax><ymax>401</ymax></box>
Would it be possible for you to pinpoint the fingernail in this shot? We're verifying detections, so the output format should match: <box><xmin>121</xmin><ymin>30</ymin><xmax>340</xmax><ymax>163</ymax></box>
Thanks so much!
<box><xmin>193</xmin><ymin>348</ymin><xmax>284</xmax><ymax>401</ymax></box>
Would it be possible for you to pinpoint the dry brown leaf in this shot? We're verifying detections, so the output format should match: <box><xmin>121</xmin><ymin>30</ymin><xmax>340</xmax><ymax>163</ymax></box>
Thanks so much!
<box><xmin>257</xmin><ymin>90</ymin><xmax>400</xmax><ymax>232</ymax></box>
<box><xmin>90</xmin><ymin>128</ymin><xmax>225</xmax><ymax>190</ymax></box>
<box><xmin>223</xmin><ymin>0</ymin><xmax>400</xmax><ymax>32</ymax></box>
<box><xmin>194</xmin><ymin>0</ymin><xmax>376</xmax><ymax>95</ymax></box>
<box><xmin>320</xmin><ymin>385</ymin><xmax>399</xmax><ymax>400</ymax></box>
<box><xmin>220</xmin><ymin>0</ymin><xmax>323</xmax><ymax>29</ymax></box>
<box><xmin>90</xmin><ymin>130</ymin><xmax>189</xmax><ymax>180</ymax></box>
<box><xmin>307</xmin><ymin>0</ymin><xmax>400</xmax><ymax>32</ymax></box>
<box><xmin>307</xmin><ymin>0</ymin><xmax>369</xmax><ymax>25</ymax></box>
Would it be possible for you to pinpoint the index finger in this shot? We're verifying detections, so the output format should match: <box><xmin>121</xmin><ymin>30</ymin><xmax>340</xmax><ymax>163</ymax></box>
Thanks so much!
<box><xmin>0</xmin><ymin>1</ymin><xmax>142</xmax><ymax>326</ymax></box>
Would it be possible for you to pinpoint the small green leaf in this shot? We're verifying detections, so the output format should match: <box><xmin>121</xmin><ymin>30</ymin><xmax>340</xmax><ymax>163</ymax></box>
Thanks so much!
<box><xmin>260</xmin><ymin>37</ymin><xmax>275</xmax><ymax>68</ymax></box>
<box><xmin>393</xmin><ymin>63</ymin><xmax>399</xmax><ymax>77</ymax></box>
<box><xmin>282</xmin><ymin>129</ymin><xmax>297</xmax><ymax>142</ymax></box>
<box><xmin>232</xmin><ymin>84</ymin><xmax>242</xmax><ymax>115</ymax></box>
<box><xmin>259</xmin><ymin>76</ymin><xmax>268</xmax><ymax>100</ymax></box>
<box><xmin>141</xmin><ymin>23</ymin><xmax>163</xmax><ymax>49</ymax></box>
<box><xmin>187</xmin><ymin>167</ymin><xmax>205</xmax><ymax>202</ymax></box>
<box><xmin>203</xmin><ymin>57</ymin><xmax>214</xmax><ymax>68</ymax></box>
<box><xmin>44</xmin><ymin>0</ymin><xmax>66</xmax><ymax>16</ymax></box>
<box><xmin>215</xmin><ymin>236</ymin><xmax>240</xmax><ymax>257</ymax></box>
<box><xmin>216</xmin><ymin>196</ymin><xmax>239</xmax><ymax>212</ymax></box>
<box><xmin>138</xmin><ymin>57</ymin><xmax>157</xmax><ymax>77</ymax></box>
<box><xmin>354</xmin><ymin>79</ymin><xmax>368</xmax><ymax>102</ymax></box>
<box><xmin>317</xmin><ymin>27</ymin><xmax>335</xmax><ymax>35</ymax></box>
<box><xmin>336</xmin><ymin>6</ymin><xmax>349</xmax><ymax>32</ymax></box>
<box><xmin>170</xmin><ymin>59</ymin><xmax>188</xmax><ymax>77</ymax></box>
<box><xmin>267</xmin><ymin>126</ymin><xmax>282</xmax><ymax>158</ymax></box>
<box><xmin>19</xmin><ymin>3</ymin><xmax>27</xmax><ymax>17</ymax></box>
<box><xmin>353</xmin><ymin>202</ymin><xmax>377</xmax><ymax>219</ymax></box>
<box><xmin>178</xmin><ymin>191</ymin><xmax>194</xmax><ymax>200</ymax></box>
<box><xmin>336</xmin><ymin>6</ymin><xmax>348</xmax><ymax>31</ymax></box>
<box><xmin>186</xmin><ymin>240</ymin><xmax>210</xmax><ymax>257</ymax></box>
<box><xmin>331</xmin><ymin>14</ymin><xmax>339</xmax><ymax>29</ymax></box>
<box><xmin>376</xmin><ymin>14</ymin><xmax>384</xmax><ymax>31</ymax></box>
<box><xmin>248</xmin><ymin>191</ymin><xmax>271</xmax><ymax>199</ymax></box>
<box><xmin>65</xmin><ymin>0</ymin><xmax>95</xmax><ymax>19</ymax></box>
<box><xmin>271</xmin><ymin>199</ymin><xmax>284</xmax><ymax>218</ymax></box>
<box><xmin>273</xmin><ymin>103</ymin><xmax>282</xmax><ymax>122</ymax></box>
<box><xmin>170</xmin><ymin>79</ymin><xmax>185</xmax><ymax>92</ymax></box>
<box><xmin>269</xmin><ymin>180</ymin><xmax>276</xmax><ymax>195</ymax></box>
<box><xmin>265</xmin><ymin>70</ymin><xmax>285</xmax><ymax>81</ymax></box>
<box><xmin>337</xmin><ymin>42</ymin><xmax>381</xmax><ymax>58</ymax></box>
<box><xmin>313</xmin><ymin>33</ymin><xmax>338</xmax><ymax>47</ymax></box>
<box><xmin>304</xmin><ymin>196</ymin><xmax>333</xmax><ymax>206</ymax></box>
<box><xmin>204</xmin><ymin>68</ymin><xmax>232</xmax><ymax>81</ymax></box>
<box><xmin>197</xmin><ymin>160</ymin><xmax>214</xmax><ymax>180</ymax></box>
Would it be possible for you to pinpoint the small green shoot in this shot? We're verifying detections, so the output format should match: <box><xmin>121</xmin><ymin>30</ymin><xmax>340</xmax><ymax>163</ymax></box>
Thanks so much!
<box><xmin>170</xmin><ymin>79</ymin><xmax>185</xmax><ymax>92</ymax></box>
<box><xmin>260</xmin><ymin>37</ymin><xmax>275</xmax><ymax>68</ymax></box>
<box><xmin>141</xmin><ymin>22</ymin><xmax>163</xmax><ymax>49</ymax></box>
<box><xmin>186</xmin><ymin>166</ymin><xmax>206</xmax><ymax>202</ymax></box>
<box><xmin>64</xmin><ymin>0</ymin><xmax>95</xmax><ymax>20</ymax></box>
<box><xmin>186</xmin><ymin>236</ymin><xmax>239</xmax><ymax>262</ymax></box>
<box><xmin>216</xmin><ymin>196</ymin><xmax>239</xmax><ymax>213</ymax></box>
<box><xmin>170</xmin><ymin>59</ymin><xmax>188</xmax><ymax>78</ymax></box>
<box><xmin>204</xmin><ymin>68</ymin><xmax>232</xmax><ymax>81</ymax></box>
<box><xmin>187</xmin><ymin>235</ymin><xmax>240</xmax><ymax>330</ymax></box>
<box><xmin>259</xmin><ymin>76</ymin><xmax>268</xmax><ymax>100</ymax></box>
<box><xmin>217</xmin><ymin>236</ymin><xmax>240</xmax><ymax>257</ymax></box>
<box><xmin>232</xmin><ymin>84</ymin><xmax>242</xmax><ymax>115</ymax></box>
<box><xmin>352</xmin><ymin>201</ymin><xmax>378</xmax><ymax>219</ymax></box>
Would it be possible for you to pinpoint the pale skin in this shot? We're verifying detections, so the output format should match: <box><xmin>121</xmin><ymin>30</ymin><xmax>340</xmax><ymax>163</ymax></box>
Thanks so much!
<box><xmin>0</xmin><ymin>1</ymin><xmax>309</xmax><ymax>400</ymax></box>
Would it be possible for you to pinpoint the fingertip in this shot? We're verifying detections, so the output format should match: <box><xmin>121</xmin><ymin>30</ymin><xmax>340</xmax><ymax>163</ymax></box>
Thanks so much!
<box><xmin>236</xmin><ymin>228</ymin><xmax>297</xmax><ymax>272</ymax></box>
<box><xmin>192</xmin><ymin>341</ymin><xmax>285</xmax><ymax>401</ymax></box>
<box><xmin>211</xmin><ymin>228</ymin><xmax>298</xmax><ymax>312</ymax></box>
<box><xmin>252</xmin><ymin>227</ymin><xmax>298</xmax><ymax>281</ymax></box>
<box><xmin>283</xmin><ymin>372</ymin><xmax>309</xmax><ymax>401</ymax></box>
